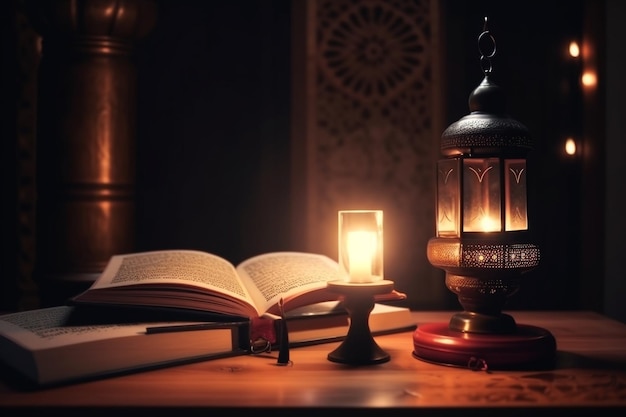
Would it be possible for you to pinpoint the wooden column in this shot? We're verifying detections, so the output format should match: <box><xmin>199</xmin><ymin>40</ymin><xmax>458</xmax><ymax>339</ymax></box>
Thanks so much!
<box><xmin>25</xmin><ymin>0</ymin><xmax>157</xmax><ymax>306</ymax></box>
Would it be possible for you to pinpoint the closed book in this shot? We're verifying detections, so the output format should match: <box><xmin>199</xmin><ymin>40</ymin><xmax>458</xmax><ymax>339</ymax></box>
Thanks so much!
<box><xmin>0</xmin><ymin>301</ymin><xmax>414</xmax><ymax>387</ymax></box>
<box><xmin>0</xmin><ymin>306</ymin><xmax>246</xmax><ymax>387</ymax></box>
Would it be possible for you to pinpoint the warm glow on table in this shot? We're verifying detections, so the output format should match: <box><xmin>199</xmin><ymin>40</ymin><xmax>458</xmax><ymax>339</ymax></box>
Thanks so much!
<box><xmin>2</xmin><ymin>311</ymin><xmax>625</xmax><ymax>412</ymax></box>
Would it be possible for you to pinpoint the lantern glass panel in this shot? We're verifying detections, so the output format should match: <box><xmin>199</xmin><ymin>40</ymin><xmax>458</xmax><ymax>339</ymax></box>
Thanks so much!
<box><xmin>463</xmin><ymin>158</ymin><xmax>501</xmax><ymax>232</ymax></box>
<box><xmin>436</xmin><ymin>159</ymin><xmax>461</xmax><ymax>237</ymax></box>
<box><xmin>504</xmin><ymin>159</ymin><xmax>528</xmax><ymax>231</ymax></box>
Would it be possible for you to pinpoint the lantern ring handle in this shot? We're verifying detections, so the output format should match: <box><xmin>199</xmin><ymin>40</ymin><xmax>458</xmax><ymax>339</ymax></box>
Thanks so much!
<box><xmin>478</xmin><ymin>31</ymin><xmax>496</xmax><ymax>59</ymax></box>
<box><xmin>478</xmin><ymin>17</ymin><xmax>496</xmax><ymax>75</ymax></box>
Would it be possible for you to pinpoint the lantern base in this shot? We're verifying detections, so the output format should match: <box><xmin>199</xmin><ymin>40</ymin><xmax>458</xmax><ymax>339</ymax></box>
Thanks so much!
<box><xmin>327</xmin><ymin>280</ymin><xmax>394</xmax><ymax>365</ymax></box>
<box><xmin>412</xmin><ymin>322</ymin><xmax>556</xmax><ymax>370</ymax></box>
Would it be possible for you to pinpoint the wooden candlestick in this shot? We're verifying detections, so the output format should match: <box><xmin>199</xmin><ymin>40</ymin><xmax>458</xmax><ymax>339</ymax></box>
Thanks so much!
<box><xmin>326</xmin><ymin>280</ymin><xmax>394</xmax><ymax>365</ymax></box>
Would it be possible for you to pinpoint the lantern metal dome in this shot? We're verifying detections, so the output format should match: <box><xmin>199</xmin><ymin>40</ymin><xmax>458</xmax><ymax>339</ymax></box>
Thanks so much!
<box><xmin>441</xmin><ymin>75</ymin><xmax>533</xmax><ymax>157</ymax></box>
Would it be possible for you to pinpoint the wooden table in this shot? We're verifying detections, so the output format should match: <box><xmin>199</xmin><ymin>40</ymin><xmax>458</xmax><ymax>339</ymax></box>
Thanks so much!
<box><xmin>1</xmin><ymin>311</ymin><xmax>625</xmax><ymax>416</ymax></box>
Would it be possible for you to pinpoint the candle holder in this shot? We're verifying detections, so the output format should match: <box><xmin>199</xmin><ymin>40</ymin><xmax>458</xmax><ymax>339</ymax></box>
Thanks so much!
<box><xmin>413</xmin><ymin>19</ymin><xmax>556</xmax><ymax>370</ymax></box>
<box><xmin>327</xmin><ymin>280</ymin><xmax>394</xmax><ymax>365</ymax></box>
<box><xmin>328</xmin><ymin>210</ymin><xmax>394</xmax><ymax>365</ymax></box>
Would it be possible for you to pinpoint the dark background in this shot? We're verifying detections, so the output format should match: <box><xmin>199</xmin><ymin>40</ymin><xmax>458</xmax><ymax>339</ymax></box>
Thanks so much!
<box><xmin>134</xmin><ymin>0</ymin><xmax>293</xmax><ymax>263</ymax></box>
<box><xmin>2</xmin><ymin>0</ymin><xmax>624</xmax><ymax>321</ymax></box>
<box><xmin>133</xmin><ymin>0</ymin><xmax>599</xmax><ymax>312</ymax></box>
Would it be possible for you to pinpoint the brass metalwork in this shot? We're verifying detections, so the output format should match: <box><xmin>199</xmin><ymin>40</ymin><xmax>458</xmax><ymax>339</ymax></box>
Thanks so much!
<box><xmin>24</xmin><ymin>0</ymin><xmax>158</xmax><ymax>305</ymax></box>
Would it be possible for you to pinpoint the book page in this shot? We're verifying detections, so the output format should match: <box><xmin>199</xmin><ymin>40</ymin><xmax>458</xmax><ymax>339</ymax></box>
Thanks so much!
<box><xmin>89</xmin><ymin>250</ymin><xmax>254</xmax><ymax>305</ymax></box>
<box><xmin>0</xmin><ymin>306</ymin><xmax>240</xmax><ymax>385</ymax></box>
<box><xmin>236</xmin><ymin>252</ymin><xmax>347</xmax><ymax>314</ymax></box>
<box><xmin>0</xmin><ymin>306</ymin><xmax>216</xmax><ymax>349</ymax></box>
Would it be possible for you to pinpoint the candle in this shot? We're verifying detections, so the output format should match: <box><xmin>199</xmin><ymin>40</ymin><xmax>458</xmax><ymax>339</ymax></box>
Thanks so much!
<box><xmin>338</xmin><ymin>210</ymin><xmax>384</xmax><ymax>283</ymax></box>
<box><xmin>347</xmin><ymin>230</ymin><xmax>376</xmax><ymax>283</ymax></box>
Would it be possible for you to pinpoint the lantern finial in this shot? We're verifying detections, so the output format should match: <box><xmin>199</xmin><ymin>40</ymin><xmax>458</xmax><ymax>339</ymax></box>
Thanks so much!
<box><xmin>469</xmin><ymin>16</ymin><xmax>504</xmax><ymax>113</ymax></box>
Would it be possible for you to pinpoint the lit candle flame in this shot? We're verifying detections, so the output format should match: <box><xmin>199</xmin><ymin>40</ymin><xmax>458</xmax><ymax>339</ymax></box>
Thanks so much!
<box><xmin>347</xmin><ymin>231</ymin><xmax>376</xmax><ymax>283</ymax></box>
<box><xmin>480</xmin><ymin>216</ymin><xmax>499</xmax><ymax>232</ymax></box>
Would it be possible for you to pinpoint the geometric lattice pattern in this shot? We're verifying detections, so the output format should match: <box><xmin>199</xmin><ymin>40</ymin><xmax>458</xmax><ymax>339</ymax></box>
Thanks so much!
<box><xmin>315</xmin><ymin>0</ymin><xmax>435</xmax><ymax>215</ymax></box>
<box><xmin>460</xmin><ymin>243</ymin><xmax>540</xmax><ymax>269</ymax></box>
<box><xmin>297</xmin><ymin>0</ymin><xmax>442</xmax><ymax>309</ymax></box>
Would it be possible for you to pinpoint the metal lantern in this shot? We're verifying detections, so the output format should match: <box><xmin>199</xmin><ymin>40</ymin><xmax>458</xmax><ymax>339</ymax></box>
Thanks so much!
<box><xmin>414</xmin><ymin>19</ymin><xmax>556</xmax><ymax>369</ymax></box>
<box><xmin>428</xmin><ymin>30</ymin><xmax>539</xmax><ymax>334</ymax></box>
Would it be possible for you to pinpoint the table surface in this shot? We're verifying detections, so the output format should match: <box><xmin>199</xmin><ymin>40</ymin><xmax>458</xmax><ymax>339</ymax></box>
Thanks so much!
<box><xmin>1</xmin><ymin>310</ymin><xmax>626</xmax><ymax>416</ymax></box>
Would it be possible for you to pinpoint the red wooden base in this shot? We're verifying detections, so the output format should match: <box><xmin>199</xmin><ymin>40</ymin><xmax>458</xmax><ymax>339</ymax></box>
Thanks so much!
<box><xmin>412</xmin><ymin>322</ymin><xmax>557</xmax><ymax>370</ymax></box>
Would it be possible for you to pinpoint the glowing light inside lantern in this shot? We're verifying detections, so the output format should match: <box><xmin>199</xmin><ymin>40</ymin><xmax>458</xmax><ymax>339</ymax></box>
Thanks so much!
<box><xmin>480</xmin><ymin>215</ymin><xmax>500</xmax><ymax>232</ymax></box>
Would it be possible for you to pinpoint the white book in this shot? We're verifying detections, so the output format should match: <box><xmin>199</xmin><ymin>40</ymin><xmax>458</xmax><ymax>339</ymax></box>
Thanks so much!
<box><xmin>0</xmin><ymin>306</ymin><xmax>244</xmax><ymax>386</ymax></box>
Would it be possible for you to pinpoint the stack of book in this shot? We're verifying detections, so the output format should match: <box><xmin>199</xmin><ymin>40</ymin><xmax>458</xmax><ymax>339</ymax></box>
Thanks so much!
<box><xmin>0</xmin><ymin>250</ymin><xmax>415</xmax><ymax>386</ymax></box>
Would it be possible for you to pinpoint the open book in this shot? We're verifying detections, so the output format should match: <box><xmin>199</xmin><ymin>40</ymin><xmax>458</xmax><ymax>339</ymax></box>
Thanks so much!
<box><xmin>70</xmin><ymin>250</ymin><xmax>406</xmax><ymax>319</ymax></box>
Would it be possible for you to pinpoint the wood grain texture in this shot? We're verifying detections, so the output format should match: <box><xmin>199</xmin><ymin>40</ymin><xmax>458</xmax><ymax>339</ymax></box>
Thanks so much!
<box><xmin>1</xmin><ymin>310</ymin><xmax>625</xmax><ymax>415</ymax></box>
